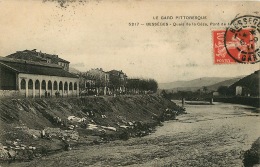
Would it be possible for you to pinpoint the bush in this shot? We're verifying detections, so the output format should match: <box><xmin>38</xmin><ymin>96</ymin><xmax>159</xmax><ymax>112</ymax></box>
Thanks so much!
<box><xmin>243</xmin><ymin>137</ymin><xmax>260</xmax><ymax>167</ymax></box>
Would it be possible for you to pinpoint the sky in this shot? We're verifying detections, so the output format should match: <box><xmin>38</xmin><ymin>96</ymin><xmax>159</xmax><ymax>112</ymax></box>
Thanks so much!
<box><xmin>0</xmin><ymin>0</ymin><xmax>259</xmax><ymax>83</ymax></box>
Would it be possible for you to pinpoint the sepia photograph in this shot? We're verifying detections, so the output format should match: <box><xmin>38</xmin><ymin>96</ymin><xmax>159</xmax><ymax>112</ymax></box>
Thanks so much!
<box><xmin>0</xmin><ymin>0</ymin><xmax>259</xmax><ymax>166</ymax></box>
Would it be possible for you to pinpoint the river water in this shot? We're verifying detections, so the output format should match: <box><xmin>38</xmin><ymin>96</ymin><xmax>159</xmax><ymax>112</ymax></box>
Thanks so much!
<box><xmin>6</xmin><ymin>101</ymin><xmax>260</xmax><ymax>167</ymax></box>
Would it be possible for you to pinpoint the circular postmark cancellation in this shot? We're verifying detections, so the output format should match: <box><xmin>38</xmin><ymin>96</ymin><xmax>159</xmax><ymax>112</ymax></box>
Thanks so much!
<box><xmin>224</xmin><ymin>15</ymin><xmax>260</xmax><ymax>64</ymax></box>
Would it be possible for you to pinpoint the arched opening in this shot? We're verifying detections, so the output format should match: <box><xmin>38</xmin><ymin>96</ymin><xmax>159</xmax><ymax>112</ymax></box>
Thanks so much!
<box><xmin>21</xmin><ymin>79</ymin><xmax>26</xmax><ymax>90</ymax></box>
<box><xmin>69</xmin><ymin>82</ymin><xmax>73</xmax><ymax>90</ymax></box>
<box><xmin>48</xmin><ymin>80</ymin><xmax>52</xmax><ymax>97</ymax></box>
<box><xmin>59</xmin><ymin>81</ymin><xmax>63</xmax><ymax>90</ymax></box>
<box><xmin>64</xmin><ymin>82</ymin><xmax>68</xmax><ymax>96</ymax></box>
<box><xmin>35</xmin><ymin>80</ymin><xmax>40</xmax><ymax>89</ymax></box>
<box><xmin>74</xmin><ymin>82</ymin><xmax>78</xmax><ymax>96</ymax></box>
<box><xmin>42</xmin><ymin>80</ymin><xmax>47</xmax><ymax>97</ymax></box>
<box><xmin>59</xmin><ymin>81</ymin><xmax>63</xmax><ymax>96</ymax></box>
<box><xmin>74</xmin><ymin>82</ymin><xmax>77</xmax><ymax>90</ymax></box>
<box><xmin>68</xmin><ymin>82</ymin><xmax>73</xmax><ymax>96</ymax></box>
<box><xmin>41</xmin><ymin>80</ymin><xmax>46</xmax><ymax>90</ymax></box>
<box><xmin>20</xmin><ymin>79</ymin><xmax>26</xmax><ymax>97</ymax></box>
<box><xmin>64</xmin><ymin>82</ymin><xmax>68</xmax><ymax>90</ymax></box>
<box><xmin>28</xmin><ymin>79</ymin><xmax>33</xmax><ymax>97</ymax></box>
<box><xmin>53</xmin><ymin>81</ymin><xmax>58</xmax><ymax>90</ymax></box>
<box><xmin>48</xmin><ymin>80</ymin><xmax>52</xmax><ymax>90</ymax></box>
<box><xmin>35</xmin><ymin>80</ymin><xmax>40</xmax><ymax>97</ymax></box>
<box><xmin>28</xmin><ymin>79</ymin><xmax>33</xmax><ymax>89</ymax></box>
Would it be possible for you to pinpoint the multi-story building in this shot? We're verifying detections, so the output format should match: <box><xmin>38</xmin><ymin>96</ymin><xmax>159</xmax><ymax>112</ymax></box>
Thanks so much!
<box><xmin>0</xmin><ymin>50</ymin><xmax>79</xmax><ymax>98</ymax></box>
<box><xmin>6</xmin><ymin>49</ymin><xmax>70</xmax><ymax>71</ymax></box>
<box><xmin>85</xmin><ymin>68</ymin><xmax>110</xmax><ymax>95</ymax></box>
<box><xmin>107</xmin><ymin>70</ymin><xmax>127</xmax><ymax>93</ymax></box>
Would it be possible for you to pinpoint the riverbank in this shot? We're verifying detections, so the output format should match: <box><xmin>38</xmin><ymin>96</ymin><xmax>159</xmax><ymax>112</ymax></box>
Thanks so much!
<box><xmin>5</xmin><ymin>101</ymin><xmax>260</xmax><ymax>167</ymax></box>
<box><xmin>0</xmin><ymin>95</ymin><xmax>185</xmax><ymax>163</ymax></box>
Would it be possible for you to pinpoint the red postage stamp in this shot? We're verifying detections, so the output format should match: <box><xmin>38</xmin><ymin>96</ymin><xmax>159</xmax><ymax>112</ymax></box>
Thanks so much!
<box><xmin>213</xmin><ymin>30</ymin><xmax>236</xmax><ymax>64</ymax></box>
<box><xmin>213</xmin><ymin>15</ymin><xmax>260</xmax><ymax>64</ymax></box>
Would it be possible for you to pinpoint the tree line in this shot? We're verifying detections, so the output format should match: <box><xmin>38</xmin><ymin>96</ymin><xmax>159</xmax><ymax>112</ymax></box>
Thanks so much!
<box><xmin>126</xmin><ymin>78</ymin><xmax>158</xmax><ymax>93</ymax></box>
<box><xmin>77</xmin><ymin>72</ymin><xmax>158</xmax><ymax>95</ymax></box>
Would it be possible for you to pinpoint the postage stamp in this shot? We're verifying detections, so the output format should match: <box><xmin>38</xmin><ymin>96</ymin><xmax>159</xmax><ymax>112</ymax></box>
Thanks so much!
<box><xmin>213</xmin><ymin>15</ymin><xmax>260</xmax><ymax>64</ymax></box>
<box><xmin>213</xmin><ymin>30</ymin><xmax>236</xmax><ymax>64</ymax></box>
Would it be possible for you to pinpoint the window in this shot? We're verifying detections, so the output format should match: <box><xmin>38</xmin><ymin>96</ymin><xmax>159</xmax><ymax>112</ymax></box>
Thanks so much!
<box><xmin>21</xmin><ymin>79</ymin><xmax>26</xmax><ymax>90</ymax></box>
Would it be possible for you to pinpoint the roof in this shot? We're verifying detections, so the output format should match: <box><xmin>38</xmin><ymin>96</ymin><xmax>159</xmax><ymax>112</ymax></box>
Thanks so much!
<box><xmin>6</xmin><ymin>50</ymin><xmax>70</xmax><ymax>64</ymax></box>
<box><xmin>0</xmin><ymin>57</ymin><xmax>78</xmax><ymax>78</ymax></box>
<box><xmin>108</xmin><ymin>70</ymin><xmax>127</xmax><ymax>77</ymax></box>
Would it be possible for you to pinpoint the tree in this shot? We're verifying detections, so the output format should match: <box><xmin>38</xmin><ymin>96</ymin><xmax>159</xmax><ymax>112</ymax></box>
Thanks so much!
<box><xmin>126</xmin><ymin>78</ymin><xmax>158</xmax><ymax>94</ymax></box>
<box><xmin>217</xmin><ymin>86</ymin><xmax>229</xmax><ymax>96</ymax></box>
<box><xmin>202</xmin><ymin>86</ymin><xmax>208</xmax><ymax>93</ymax></box>
<box><xmin>109</xmin><ymin>74</ymin><xmax>121</xmax><ymax>91</ymax></box>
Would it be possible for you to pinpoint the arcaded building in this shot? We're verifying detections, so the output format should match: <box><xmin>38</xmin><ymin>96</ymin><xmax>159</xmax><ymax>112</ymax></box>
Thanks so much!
<box><xmin>0</xmin><ymin>50</ymin><xmax>79</xmax><ymax>98</ymax></box>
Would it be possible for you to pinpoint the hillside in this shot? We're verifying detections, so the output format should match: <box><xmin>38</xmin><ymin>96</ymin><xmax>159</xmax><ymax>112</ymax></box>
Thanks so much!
<box><xmin>69</xmin><ymin>67</ymin><xmax>81</xmax><ymax>74</ymax></box>
<box><xmin>159</xmin><ymin>77</ymin><xmax>232</xmax><ymax>90</ymax></box>
<box><xmin>229</xmin><ymin>70</ymin><xmax>259</xmax><ymax>96</ymax></box>
<box><xmin>206</xmin><ymin>77</ymin><xmax>242</xmax><ymax>91</ymax></box>
<box><xmin>0</xmin><ymin>95</ymin><xmax>184</xmax><ymax>162</ymax></box>
<box><xmin>159</xmin><ymin>76</ymin><xmax>244</xmax><ymax>92</ymax></box>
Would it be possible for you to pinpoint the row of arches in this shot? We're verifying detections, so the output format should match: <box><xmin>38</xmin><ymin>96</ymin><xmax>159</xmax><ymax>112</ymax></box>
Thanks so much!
<box><xmin>20</xmin><ymin>78</ymin><xmax>78</xmax><ymax>98</ymax></box>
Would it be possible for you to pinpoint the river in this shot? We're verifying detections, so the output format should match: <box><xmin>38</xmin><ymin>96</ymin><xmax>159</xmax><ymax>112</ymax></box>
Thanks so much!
<box><xmin>5</xmin><ymin>101</ymin><xmax>260</xmax><ymax>167</ymax></box>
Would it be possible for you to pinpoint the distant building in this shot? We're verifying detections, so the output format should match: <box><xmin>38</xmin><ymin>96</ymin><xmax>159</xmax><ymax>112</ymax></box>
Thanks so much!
<box><xmin>86</xmin><ymin>68</ymin><xmax>109</xmax><ymax>87</ymax></box>
<box><xmin>0</xmin><ymin>50</ymin><xmax>79</xmax><ymax>98</ymax></box>
<box><xmin>235</xmin><ymin>86</ymin><xmax>242</xmax><ymax>96</ymax></box>
<box><xmin>213</xmin><ymin>91</ymin><xmax>220</xmax><ymax>96</ymax></box>
<box><xmin>85</xmin><ymin>68</ymin><xmax>110</xmax><ymax>95</ymax></box>
<box><xmin>107</xmin><ymin>70</ymin><xmax>127</xmax><ymax>93</ymax></box>
<box><xmin>6</xmin><ymin>49</ymin><xmax>70</xmax><ymax>71</ymax></box>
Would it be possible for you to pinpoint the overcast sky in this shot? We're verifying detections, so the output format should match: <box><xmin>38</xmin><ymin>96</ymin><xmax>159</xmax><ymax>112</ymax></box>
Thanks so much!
<box><xmin>0</xmin><ymin>0</ymin><xmax>259</xmax><ymax>83</ymax></box>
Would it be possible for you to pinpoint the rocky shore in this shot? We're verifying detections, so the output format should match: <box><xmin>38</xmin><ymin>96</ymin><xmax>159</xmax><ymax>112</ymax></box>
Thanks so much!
<box><xmin>0</xmin><ymin>95</ymin><xmax>185</xmax><ymax>163</ymax></box>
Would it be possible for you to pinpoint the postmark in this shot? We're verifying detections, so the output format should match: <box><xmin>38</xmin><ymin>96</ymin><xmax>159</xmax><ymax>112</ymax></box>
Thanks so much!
<box><xmin>224</xmin><ymin>15</ymin><xmax>260</xmax><ymax>64</ymax></box>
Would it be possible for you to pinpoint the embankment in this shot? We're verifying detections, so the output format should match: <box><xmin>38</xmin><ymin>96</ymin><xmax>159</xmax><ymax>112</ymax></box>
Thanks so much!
<box><xmin>213</xmin><ymin>97</ymin><xmax>259</xmax><ymax>108</ymax></box>
<box><xmin>0</xmin><ymin>95</ymin><xmax>184</xmax><ymax>162</ymax></box>
<box><xmin>243</xmin><ymin>137</ymin><xmax>260</xmax><ymax>167</ymax></box>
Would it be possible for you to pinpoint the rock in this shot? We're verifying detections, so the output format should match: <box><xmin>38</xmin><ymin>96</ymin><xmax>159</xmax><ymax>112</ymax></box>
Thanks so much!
<box><xmin>32</xmin><ymin>134</ymin><xmax>38</xmax><ymax>139</ymax></box>
<box><xmin>5</xmin><ymin>140</ymin><xmax>12</xmax><ymax>145</ymax></box>
<box><xmin>119</xmin><ymin>125</ymin><xmax>129</xmax><ymax>129</ymax></box>
<box><xmin>0</xmin><ymin>143</ymin><xmax>9</xmax><ymax>160</ymax></box>
<box><xmin>101</xmin><ymin>126</ymin><xmax>117</xmax><ymax>131</ymax></box>
<box><xmin>8</xmin><ymin>149</ymin><xmax>16</xmax><ymax>159</ymax></box>
<box><xmin>68</xmin><ymin>125</ymin><xmax>74</xmax><ymax>130</ymax></box>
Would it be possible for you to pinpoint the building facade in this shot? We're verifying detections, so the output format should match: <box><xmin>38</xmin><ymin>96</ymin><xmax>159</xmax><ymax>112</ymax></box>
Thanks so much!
<box><xmin>107</xmin><ymin>70</ymin><xmax>127</xmax><ymax>93</ymax></box>
<box><xmin>235</xmin><ymin>86</ymin><xmax>243</xmax><ymax>96</ymax></box>
<box><xmin>0</xmin><ymin>52</ymin><xmax>79</xmax><ymax>98</ymax></box>
<box><xmin>85</xmin><ymin>68</ymin><xmax>110</xmax><ymax>95</ymax></box>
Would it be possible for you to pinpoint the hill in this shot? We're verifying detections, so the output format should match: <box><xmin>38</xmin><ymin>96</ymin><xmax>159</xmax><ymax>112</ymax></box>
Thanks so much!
<box><xmin>158</xmin><ymin>76</ymin><xmax>245</xmax><ymax>91</ymax></box>
<box><xmin>229</xmin><ymin>70</ymin><xmax>259</xmax><ymax>96</ymax></box>
<box><xmin>69</xmin><ymin>67</ymin><xmax>81</xmax><ymax>74</ymax></box>
<box><xmin>159</xmin><ymin>77</ymin><xmax>230</xmax><ymax>90</ymax></box>
<box><xmin>206</xmin><ymin>77</ymin><xmax>242</xmax><ymax>91</ymax></box>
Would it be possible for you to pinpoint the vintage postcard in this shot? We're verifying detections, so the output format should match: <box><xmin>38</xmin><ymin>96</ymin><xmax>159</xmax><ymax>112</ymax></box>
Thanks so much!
<box><xmin>0</xmin><ymin>1</ymin><xmax>259</xmax><ymax>167</ymax></box>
